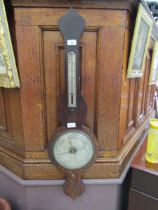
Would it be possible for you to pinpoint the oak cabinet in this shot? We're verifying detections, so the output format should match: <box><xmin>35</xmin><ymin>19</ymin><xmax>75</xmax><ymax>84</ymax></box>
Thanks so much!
<box><xmin>0</xmin><ymin>0</ymin><xmax>157</xmax><ymax>179</ymax></box>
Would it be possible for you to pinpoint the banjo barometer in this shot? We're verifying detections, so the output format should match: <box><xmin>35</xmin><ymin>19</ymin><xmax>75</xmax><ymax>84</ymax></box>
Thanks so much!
<box><xmin>48</xmin><ymin>9</ymin><xmax>97</xmax><ymax>199</ymax></box>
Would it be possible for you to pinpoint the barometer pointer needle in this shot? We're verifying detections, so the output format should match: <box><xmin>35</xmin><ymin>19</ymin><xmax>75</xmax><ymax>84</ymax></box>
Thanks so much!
<box><xmin>68</xmin><ymin>136</ymin><xmax>73</xmax><ymax>146</ymax></box>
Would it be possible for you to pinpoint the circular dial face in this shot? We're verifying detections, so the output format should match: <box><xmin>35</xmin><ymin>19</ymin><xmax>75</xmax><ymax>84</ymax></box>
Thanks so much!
<box><xmin>52</xmin><ymin>130</ymin><xmax>95</xmax><ymax>170</ymax></box>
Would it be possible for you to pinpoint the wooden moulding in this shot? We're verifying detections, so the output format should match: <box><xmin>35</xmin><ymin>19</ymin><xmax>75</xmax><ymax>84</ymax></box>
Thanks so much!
<box><xmin>6</xmin><ymin>0</ymin><xmax>139</xmax><ymax>13</ymax></box>
<box><xmin>0</xmin><ymin>113</ymin><xmax>152</xmax><ymax>180</ymax></box>
<box><xmin>7</xmin><ymin>0</ymin><xmax>158</xmax><ymax>42</ymax></box>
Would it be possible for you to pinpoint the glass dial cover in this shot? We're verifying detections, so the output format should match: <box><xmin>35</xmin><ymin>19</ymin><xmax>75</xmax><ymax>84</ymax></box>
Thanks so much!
<box><xmin>52</xmin><ymin>130</ymin><xmax>95</xmax><ymax>170</ymax></box>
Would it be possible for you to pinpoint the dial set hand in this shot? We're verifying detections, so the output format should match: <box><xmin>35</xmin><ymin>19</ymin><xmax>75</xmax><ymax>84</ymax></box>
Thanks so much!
<box><xmin>68</xmin><ymin>136</ymin><xmax>73</xmax><ymax>147</ymax></box>
<box><xmin>58</xmin><ymin>136</ymin><xmax>87</xmax><ymax>156</ymax></box>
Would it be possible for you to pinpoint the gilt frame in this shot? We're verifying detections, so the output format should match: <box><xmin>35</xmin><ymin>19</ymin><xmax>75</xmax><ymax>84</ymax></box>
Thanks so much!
<box><xmin>149</xmin><ymin>42</ymin><xmax>158</xmax><ymax>85</ymax></box>
<box><xmin>127</xmin><ymin>3</ymin><xmax>153</xmax><ymax>78</ymax></box>
<box><xmin>0</xmin><ymin>0</ymin><xmax>20</xmax><ymax>88</ymax></box>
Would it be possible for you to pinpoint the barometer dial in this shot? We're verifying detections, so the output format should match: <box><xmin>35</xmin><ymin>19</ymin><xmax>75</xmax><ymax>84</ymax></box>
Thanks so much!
<box><xmin>50</xmin><ymin>129</ymin><xmax>95</xmax><ymax>170</ymax></box>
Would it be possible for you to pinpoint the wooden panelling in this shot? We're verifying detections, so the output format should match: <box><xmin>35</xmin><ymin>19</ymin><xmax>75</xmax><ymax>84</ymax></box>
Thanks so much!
<box><xmin>140</xmin><ymin>53</ymin><xmax>151</xmax><ymax>117</ymax></box>
<box><xmin>0</xmin><ymin>113</ymin><xmax>150</xmax><ymax>179</ymax></box>
<box><xmin>145</xmin><ymin>59</ymin><xmax>153</xmax><ymax>114</ymax></box>
<box><xmin>127</xmin><ymin>80</ymin><xmax>136</xmax><ymax>131</ymax></box>
<box><xmin>0</xmin><ymin>88</ymin><xmax>24</xmax><ymax>154</ymax></box>
<box><xmin>135</xmin><ymin>77</ymin><xmax>146</xmax><ymax>126</ymax></box>
<box><xmin>119</xmin><ymin>15</ymin><xmax>130</xmax><ymax>147</ymax></box>
<box><xmin>8</xmin><ymin>0</ymin><xmax>139</xmax><ymax>13</ymax></box>
<box><xmin>119</xmin><ymin>30</ymin><xmax>154</xmax><ymax>148</ymax></box>
<box><xmin>135</xmin><ymin>49</ymin><xmax>153</xmax><ymax>127</ymax></box>
<box><xmin>14</xmin><ymin>8</ymin><xmax>126</xmax><ymax>156</ymax></box>
<box><xmin>14</xmin><ymin>8</ymin><xmax>127</xmax><ymax>27</ymax></box>
<box><xmin>42</xmin><ymin>29</ymin><xmax>97</xmax><ymax>145</ymax></box>
<box><xmin>15</xmin><ymin>26</ymin><xmax>46</xmax><ymax>152</ymax></box>
<box><xmin>120</xmin><ymin>45</ymin><xmax>154</xmax><ymax>147</ymax></box>
<box><xmin>150</xmin><ymin>86</ymin><xmax>156</xmax><ymax>109</ymax></box>
<box><xmin>97</xmin><ymin>24</ymin><xmax>125</xmax><ymax>154</ymax></box>
<box><xmin>0</xmin><ymin>3</ymin><xmax>156</xmax><ymax>179</ymax></box>
<box><xmin>0</xmin><ymin>89</ymin><xmax>6</xmax><ymax>131</ymax></box>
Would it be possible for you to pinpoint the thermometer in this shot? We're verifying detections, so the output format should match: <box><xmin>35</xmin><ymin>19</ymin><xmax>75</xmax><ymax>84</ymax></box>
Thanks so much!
<box><xmin>68</xmin><ymin>50</ymin><xmax>77</xmax><ymax>108</ymax></box>
<box><xmin>58</xmin><ymin>9</ymin><xmax>87</xmax><ymax>127</ymax></box>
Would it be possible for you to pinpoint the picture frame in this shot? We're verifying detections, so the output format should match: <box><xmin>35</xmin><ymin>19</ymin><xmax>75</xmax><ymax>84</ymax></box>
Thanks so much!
<box><xmin>149</xmin><ymin>42</ymin><xmax>158</xmax><ymax>85</ymax></box>
<box><xmin>0</xmin><ymin>0</ymin><xmax>20</xmax><ymax>88</ymax></box>
<box><xmin>127</xmin><ymin>3</ymin><xmax>153</xmax><ymax>78</ymax></box>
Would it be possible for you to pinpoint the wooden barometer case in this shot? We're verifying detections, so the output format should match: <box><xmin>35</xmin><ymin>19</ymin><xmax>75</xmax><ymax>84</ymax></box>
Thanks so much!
<box><xmin>48</xmin><ymin>9</ymin><xmax>97</xmax><ymax>199</ymax></box>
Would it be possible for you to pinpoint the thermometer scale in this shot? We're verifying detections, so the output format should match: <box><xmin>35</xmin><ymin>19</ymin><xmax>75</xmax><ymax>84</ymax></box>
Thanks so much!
<box><xmin>67</xmin><ymin>50</ymin><xmax>77</xmax><ymax>108</ymax></box>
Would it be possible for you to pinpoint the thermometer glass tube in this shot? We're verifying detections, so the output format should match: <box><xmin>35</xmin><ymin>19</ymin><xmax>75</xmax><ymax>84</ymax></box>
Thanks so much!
<box><xmin>67</xmin><ymin>51</ymin><xmax>77</xmax><ymax>108</ymax></box>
